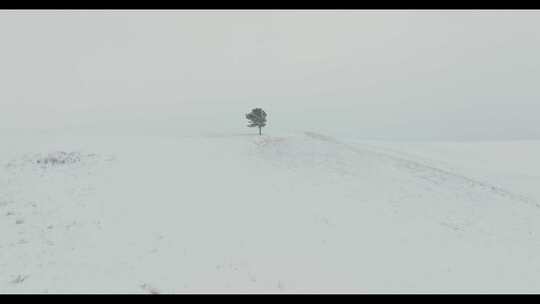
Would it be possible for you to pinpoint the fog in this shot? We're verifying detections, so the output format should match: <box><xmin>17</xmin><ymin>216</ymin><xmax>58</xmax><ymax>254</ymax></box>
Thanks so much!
<box><xmin>1</xmin><ymin>10</ymin><xmax>539</xmax><ymax>140</ymax></box>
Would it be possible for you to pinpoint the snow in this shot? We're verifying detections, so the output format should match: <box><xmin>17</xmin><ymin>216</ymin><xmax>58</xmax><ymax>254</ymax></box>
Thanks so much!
<box><xmin>1</xmin><ymin>131</ymin><xmax>540</xmax><ymax>293</ymax></box>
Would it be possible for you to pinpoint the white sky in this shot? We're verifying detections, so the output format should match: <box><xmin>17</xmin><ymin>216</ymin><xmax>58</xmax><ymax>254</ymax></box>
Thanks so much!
<box><xmin>1</xmin><ymin>10</ymin><xmax>539</xmax><ymax>140</ymax></box>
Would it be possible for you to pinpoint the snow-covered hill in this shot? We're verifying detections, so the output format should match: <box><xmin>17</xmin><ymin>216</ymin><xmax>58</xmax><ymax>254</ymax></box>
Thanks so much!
<box><xmin>1</xmin><ymin>132</ymin><xmax>540</xmax><ymax>293</ymax></box>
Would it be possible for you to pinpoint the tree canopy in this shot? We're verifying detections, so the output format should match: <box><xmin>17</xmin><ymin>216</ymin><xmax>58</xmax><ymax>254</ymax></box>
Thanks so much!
<box><xmin>246</xmin><ymin>108</ymin><xmax>267</xmax><ymax>135</ymax></box>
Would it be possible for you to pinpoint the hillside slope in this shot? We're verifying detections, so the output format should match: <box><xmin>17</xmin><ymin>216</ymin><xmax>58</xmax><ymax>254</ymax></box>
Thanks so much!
<box><xmin>1</xmin><ymin>132</ymin><xmax>540</xmax><ymax>293</ymax></box>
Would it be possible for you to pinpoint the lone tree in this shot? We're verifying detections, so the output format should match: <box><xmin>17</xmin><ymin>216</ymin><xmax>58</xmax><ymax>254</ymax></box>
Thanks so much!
<box><xmin>246</xmin><ymin>108</ymin><xmax>267</xmax><ymax>135</ymax></box>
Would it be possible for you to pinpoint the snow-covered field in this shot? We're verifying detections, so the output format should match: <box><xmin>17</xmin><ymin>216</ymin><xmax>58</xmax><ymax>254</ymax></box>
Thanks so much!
<box><xmin>1</xmin><ymin>131</ymin><xmax>540</xmax><ymax>293</ymax></box>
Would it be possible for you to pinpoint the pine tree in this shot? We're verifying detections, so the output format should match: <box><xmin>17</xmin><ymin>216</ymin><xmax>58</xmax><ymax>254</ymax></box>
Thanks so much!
<box><xmin>245</xmin><ymin>108</ymin><xmax>267</xmax><ymax>135</ymax></box>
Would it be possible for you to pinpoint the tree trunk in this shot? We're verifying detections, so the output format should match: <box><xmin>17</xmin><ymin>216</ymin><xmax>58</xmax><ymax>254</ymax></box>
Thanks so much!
<box><xmin>258</xmin><ymin>126</ymin><xmax>261</xmax><ymax>135</ymax></box>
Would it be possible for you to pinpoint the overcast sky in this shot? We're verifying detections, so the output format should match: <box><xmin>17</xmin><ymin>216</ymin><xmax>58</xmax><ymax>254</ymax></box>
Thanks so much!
<box><xmin>1</xmin><ymin>10</ymin><xmax>539</xmax><ymax>140</ymax></box>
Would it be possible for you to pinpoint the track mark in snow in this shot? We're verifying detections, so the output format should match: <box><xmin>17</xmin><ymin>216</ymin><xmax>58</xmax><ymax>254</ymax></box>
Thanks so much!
<box><xmin>304</xmin><ymin>131</ymin><xmax>540</xmax><ymax>208</ymax></box>
<box><xmin>9</xmin><ymin>274</ymin><xmax>29</xmax><ymax>285</ymax></box>
<box><xmin>440</xmin><ymin>222</ymin><xmax>465</xmax><ymax>232</ymax></box>
<box><xmin>140</xmin><ymin>283</ymin><xmax>161</xmax><ymax>294</ymax></box>
<box><xmin>248</xmin><ymin>272</ymin><xmax>257</xmax><ymax>283</ymax></box>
